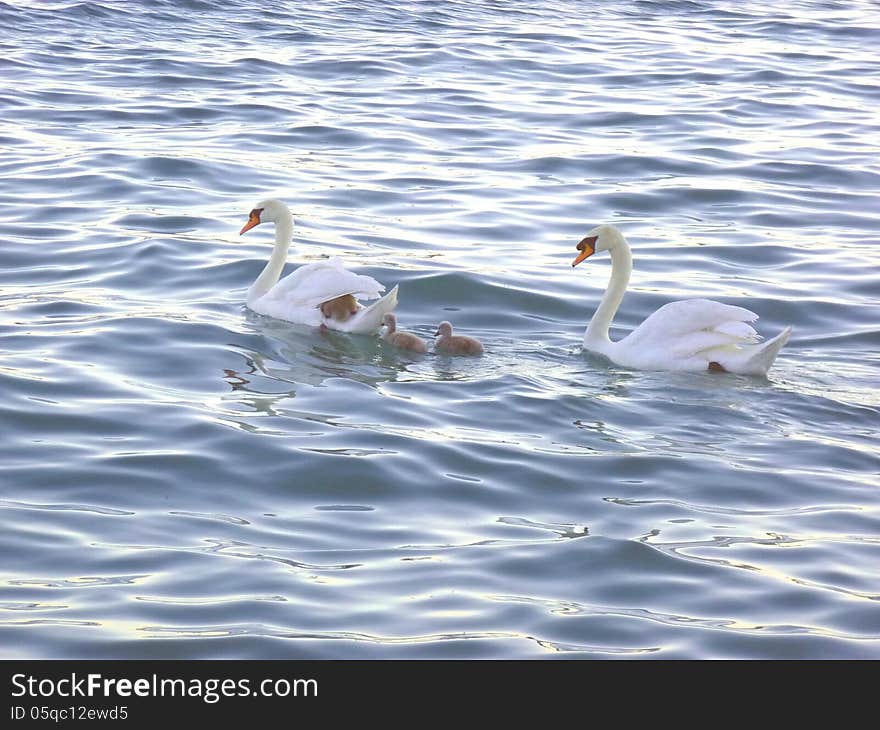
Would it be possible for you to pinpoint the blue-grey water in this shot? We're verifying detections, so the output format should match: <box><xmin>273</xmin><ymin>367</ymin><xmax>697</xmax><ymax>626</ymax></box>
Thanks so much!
<box><xmin>1</xmin><ymin>0</ymin><xmax>879</xmax><ymax>659</ymax></box>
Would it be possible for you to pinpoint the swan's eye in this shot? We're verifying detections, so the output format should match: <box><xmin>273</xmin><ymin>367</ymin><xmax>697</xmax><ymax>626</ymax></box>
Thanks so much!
<box><xmin>576</xmin><ymin>235</ymin><xmax>597</xmax><ymax>252</ymax></box>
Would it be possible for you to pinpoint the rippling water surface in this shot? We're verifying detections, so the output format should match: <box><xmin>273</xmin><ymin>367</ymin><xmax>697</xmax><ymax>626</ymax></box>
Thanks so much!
<box><xmin>1</xmin><ymin>0</ymin><xmax>879</xmax><ymax>658</ymax></box>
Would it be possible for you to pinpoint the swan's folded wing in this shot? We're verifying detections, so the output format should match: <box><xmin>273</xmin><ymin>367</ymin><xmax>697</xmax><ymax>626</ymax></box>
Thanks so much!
<box><xmin>713</xmin><ymin>320</ymin><xmax>760</xmax><ymax>340</ymax></box>
<box><xmin>265</xmin><ymin>258</ymin><xmax>385</xmax><ymax>308</ymax></box>
<box><xmin>668</xmin><ymin>329</ymin><xmax>756</xmax><ymax>359</ymax></box>
<box><xmin>624</xmin><ymin>298</ymin><xmax>760</xmax><ymax>354</ymax></box>
<box><xmin>643</xmin><ymin>299</ymin><xmax>757</xmax><ymax>334</ymax></box>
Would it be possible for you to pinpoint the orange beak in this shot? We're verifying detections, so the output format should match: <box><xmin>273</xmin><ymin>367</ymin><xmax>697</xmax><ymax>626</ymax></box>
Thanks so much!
<box><xmin>572</xmin><ymin>235</ymin><xmax>597</xmax><ymax>267</ymax></box>
<box><xmin>239</xmin><ymin>209</ymin><xmax>262</xmax><ymax>235</ymax></box>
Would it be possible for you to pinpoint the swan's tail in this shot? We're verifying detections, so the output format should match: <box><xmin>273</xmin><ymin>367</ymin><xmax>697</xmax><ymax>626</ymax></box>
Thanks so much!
<box><xmin>726</xmin><ymin>326</ymin><xmax>792</xmax><ymax>376</ymax></box>
<box><xmin>331</xmin><ymin>285</ymin><xmax>399</xmax><ymax>335</ymax></box>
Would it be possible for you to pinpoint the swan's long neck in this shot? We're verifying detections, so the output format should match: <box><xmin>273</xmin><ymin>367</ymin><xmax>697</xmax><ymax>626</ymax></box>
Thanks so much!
<box><xmin>247</xmin><ymin>212</ymin><xmax>292</xmax><ymax>306</ymax></box>
<box><xmin>585</xmin><ymin>234</ymin><xmax>632</xmax><ymax>344</ymax></box>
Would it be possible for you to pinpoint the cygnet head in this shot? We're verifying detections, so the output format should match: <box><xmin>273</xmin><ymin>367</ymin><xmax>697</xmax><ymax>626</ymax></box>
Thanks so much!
<box><xmin>383</xmin><ymin>313</ymin><xmax>397</xmax><ymax>331</ymax></box>
<box><xmin>321</xmin><ymin>294</ymin><xmax>358</xmax><ymax>321</ymax></box>
<box><xmin>435</xmin><ymin>321</ymin><xmax>453</xmax><ymax>337</ymax></box>
<box><xmin>239</xmin><ymin>199</ymin><xmax>291</xmax><ymax>235</ymax></box>
<box><xmin>572</xmin><ymin>224</ymin><xmax>625</xmax><ymax>267</ymax></box>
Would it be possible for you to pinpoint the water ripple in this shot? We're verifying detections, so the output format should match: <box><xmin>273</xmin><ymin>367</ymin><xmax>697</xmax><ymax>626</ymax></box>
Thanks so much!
<box><xmin>1</xmin><ymin>0</ymin><xmax>878</xmax><ymax>659</ymax></box>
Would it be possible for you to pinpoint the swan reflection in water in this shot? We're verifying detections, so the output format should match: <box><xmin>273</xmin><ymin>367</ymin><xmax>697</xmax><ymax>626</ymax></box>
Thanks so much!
<box><xmin>226</xmin><ymin>311</ymin><xmax>398</xmax><ymax>390</ymax></box>
<box><xmin>232</xmin><ymin>308</ymin><xmax>497</xmax><ymax>394</ymax></box>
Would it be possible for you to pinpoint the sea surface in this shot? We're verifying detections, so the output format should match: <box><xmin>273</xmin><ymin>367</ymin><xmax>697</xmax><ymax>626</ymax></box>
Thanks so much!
<box><xmin>1</xmin><ymin>0</ymin><xmax>879</xmax><ymax>659</ymax></box>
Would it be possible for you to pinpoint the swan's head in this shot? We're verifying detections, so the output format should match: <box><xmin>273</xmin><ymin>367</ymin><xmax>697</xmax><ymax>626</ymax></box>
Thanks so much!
<box><xmin>572</xmin><ymin>224</ymin><xmax>624</xmax><ymax>266</ymax></box>
<box><xmin>239</xmin><ymin>199</ymin><xmax>291</xmax><ymax>235</ymax></box>
<box><xmin>435</xmin><ymin>321</ymin><xmax>453</xmax><ymax>337</ymax></box>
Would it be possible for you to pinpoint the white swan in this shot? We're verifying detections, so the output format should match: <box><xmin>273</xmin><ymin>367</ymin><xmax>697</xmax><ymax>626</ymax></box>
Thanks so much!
<box><xmin>571</xmin><ymin>225</ymin><xmax>791</xmax><ymax>375</ymax></box>
<box><xmin>239</xmin><ymin>199</ymin><xmax>398</xmax><ymax>334</ymax></box>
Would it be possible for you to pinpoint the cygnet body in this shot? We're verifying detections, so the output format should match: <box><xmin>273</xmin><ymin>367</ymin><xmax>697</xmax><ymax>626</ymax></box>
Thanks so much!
<box><xmin>320</xmin><ymin>293</ymin><xmax>359</xmax><ymax>323</ymax></box>
<box><xmin>382</xmin><ymin>313</ymin><xmax>428</xmax><ymax>354</ymax></box>
<box><xmin>434</xmin><ymin>321</ymin><xmax>483</xmax><ymax>356</ymax></box>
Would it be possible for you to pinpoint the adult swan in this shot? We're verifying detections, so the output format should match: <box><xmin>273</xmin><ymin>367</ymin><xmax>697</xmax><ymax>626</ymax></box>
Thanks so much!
<box><xmin>239</xmin><ymin>199</ymin><xmax>398</xmax><ymax>334</ymax></box>
<box><xmin>571</xmin><ymin>225</ymin><xmax>791</xmax><ymax>375</ymax></box>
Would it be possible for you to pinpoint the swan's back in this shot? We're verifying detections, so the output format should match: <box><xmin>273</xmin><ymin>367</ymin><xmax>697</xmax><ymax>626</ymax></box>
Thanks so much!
<box><xmin>621</xmin><ymin>299</ymin><xmax>757</xmax><ymax>351</ymax></box>
<box><xmin>261</xmin><ymin>258</ymin><xmax>385</xmax><ymax>309</ymax></box>
<box><xmin>637</xmin><ymin>299</ymin><xmax>756</xmax><ymax>337</ymax></box>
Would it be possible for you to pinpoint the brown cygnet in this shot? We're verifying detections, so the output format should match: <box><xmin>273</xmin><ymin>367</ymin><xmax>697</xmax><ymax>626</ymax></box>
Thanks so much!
<box><xmin>320</xmin><ymin>293</ymin><xmax>359</xmax><ymax>322</ymax></box>
<box><xmin>433</xmin><ymin>321</ymin><xmax>483</xmax><ymax>356</ymax></box>
<box><xmin>382</xmin><ymin>313</ymin><xmax>428</xmax><ymax>354</ymax></box>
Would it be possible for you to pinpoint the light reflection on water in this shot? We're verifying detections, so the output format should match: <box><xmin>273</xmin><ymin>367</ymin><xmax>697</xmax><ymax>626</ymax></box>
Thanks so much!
<box><xmin>0</xmin><ymin>0</ymin><xmax>878</xmax><ymax>659</ymax></box>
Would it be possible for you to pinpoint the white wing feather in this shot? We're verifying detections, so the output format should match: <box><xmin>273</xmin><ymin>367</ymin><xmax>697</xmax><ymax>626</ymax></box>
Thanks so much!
<box><xmin>714</xmin><ymin>320</ymin><xmax>760</xmax><ymax>340</ymax></box>
<box><xmin>620</xmin><ymin>299</ymin><xmax>761</xmax><ymax>359</ymax></box>
<box><xmin>262</xmin><ymin>258</ymin><xmax>384</xmax><ymax>308</ymax></box>
<box><xmin>248</xmin><ymin>258</ymin><xmax>394</xmax><ymax>334</ymax></box>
